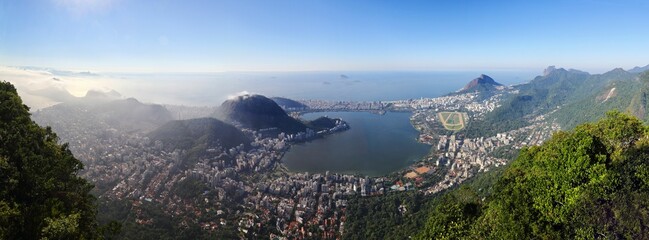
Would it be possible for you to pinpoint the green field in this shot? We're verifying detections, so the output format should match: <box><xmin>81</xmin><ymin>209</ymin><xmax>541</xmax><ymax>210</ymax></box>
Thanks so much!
<box><xmin>437</xmin><ymin>111</ymin><xmax>467</xmax><ymax>131</ymax></box>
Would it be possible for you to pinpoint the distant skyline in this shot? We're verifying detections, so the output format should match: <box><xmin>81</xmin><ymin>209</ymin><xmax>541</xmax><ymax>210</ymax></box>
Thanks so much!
<box><xmin>1</xmin><ymin>0</ymin><xmax>648</xmax><ymax>73</ymax></box>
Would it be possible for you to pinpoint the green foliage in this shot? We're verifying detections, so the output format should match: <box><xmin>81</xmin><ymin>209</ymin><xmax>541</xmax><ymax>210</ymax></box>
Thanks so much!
<box><xmin>465</xmin><ymin>68</ymin><xmax>639</xmax><ymax>138</ymax></box>
<box><xmin>0</xmin><ymin>81</ymin><xmax>102</xmax><ymax>239</ymax></box>
<box><xmin>173</xmin><ymin>177</ymin><xmax>208</xmax><ymax>199</ymax></box>
<box><xmin>147</xmin><ymin>117</ymin><xmax>250</xmax><ymax>167</ymax></box>
<box><xmin>415</xmin><ymin>187</ymin><xmax>482</xmax><ymax>240</ymax></box>
<box><xmin>216</xmin><ymin>94</ymin><xmax>308</xmax><ymax>134</ymax></box>
<box><xmin>553</xmin><ymin>71</ymin><xmax>640</xmax><ymax>129</ymax></box>
<box><xmin>344</xmin><ymin>191</ymin><xmax>432</xmax><ymax>240</ymax></box>
<box><xmin>490</xmin><ymin>146</ymin><xmax>520</xmax><ymax>160</ymax></box>
<box><xmin>418</xmin><ymin>111</ymin><xmax>649</xmax><ymax>239</ymax></box>
<box><xmin>305</xmin><ymin>116</ymin><xmax>338</xmax><ymax>131</ymax></box>
<box><xmin>465</xmin><ymin>69</ymin><xmax>590</xmax><ymax>137</ymax></box>
<box><xmin>343</xmin><ymin>165</ymin><xmax>503</xmax><ymax>239</ymax></box>
<box><xmin>148</xmin><ymin>117</ymin><xmax>250</xmax><ymax>151</ymax></box>
<box><xmin>42</xmin><ymin>213</ymin><xmax>82</xmax><ymax>240</ymax></box>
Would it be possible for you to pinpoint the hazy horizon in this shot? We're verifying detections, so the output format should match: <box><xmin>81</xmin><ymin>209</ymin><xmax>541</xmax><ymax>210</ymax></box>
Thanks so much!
<box><xmin>1</xmin><ymin>65</ymin><xmax>540</xmax><ymax>109</ymax></box>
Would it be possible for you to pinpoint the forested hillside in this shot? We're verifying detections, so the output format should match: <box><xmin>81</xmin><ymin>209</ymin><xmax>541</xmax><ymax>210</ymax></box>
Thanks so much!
<box><xmin>417</xmin><ymin>111</ymin><xmax>649</xmax><ymax>239</ymax></box>
<box><xmin>554</xmin><ymin>71</ymin><xmax>649</xmax><ymax>129</ymax></box>
<box><xmin>465</xmin><ymin>68</ymin><xmax>644</xmax><ymax>137</ymax></box>
<box><xmin>0</xmin><ymin>81</ymin><xmax>105</xmax><ymax>239</ymax></box>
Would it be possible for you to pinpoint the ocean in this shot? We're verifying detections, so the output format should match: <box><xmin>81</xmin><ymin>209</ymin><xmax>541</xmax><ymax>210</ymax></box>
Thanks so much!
<box><xmin>106</xmin><ymin>70</ymin><xmax>536</xmax><ymax>106</ymax></box>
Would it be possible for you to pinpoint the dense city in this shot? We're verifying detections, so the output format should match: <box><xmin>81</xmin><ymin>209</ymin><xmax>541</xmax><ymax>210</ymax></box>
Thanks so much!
<box><xmin>32</xmin><ymin>87</ymin><xmax>562</xmax><ymax>239</ymax></box>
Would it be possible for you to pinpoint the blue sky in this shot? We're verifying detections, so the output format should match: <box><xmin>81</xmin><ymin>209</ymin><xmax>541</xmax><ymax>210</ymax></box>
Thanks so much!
<box><xmin>1</xmin><ymin>0</ymin><xmax>648</xmax><ymax>72</ymax></box>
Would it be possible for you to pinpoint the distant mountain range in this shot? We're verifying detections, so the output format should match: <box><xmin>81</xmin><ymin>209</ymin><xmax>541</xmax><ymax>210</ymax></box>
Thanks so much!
<box><xmin>33</xmin><ymin>90</ymin><xmax>173</xmax><ymax>133</ymax></box>
<box><xmin>30</xmin><ymin>64</ymin><xmax>649</xmax><ymax>151</ymax></box>
<box><xmin>629</xmin><ymin>64</ymin><xmax>649</xmax><ymax>73</ymax></box>
<box><xmin>83</xmin><ymin>89</ymin><xmax>122</xmax><ymax>102</ymax></box>
<box><xmin>22</xmin><ymin>87</ymin><xmax>124</xmax><ymax>109</ymax></box>
<box><xmin>218</xmin><ymin>67</ymin><xmax>649</xmax><ymax>139</ymax></box>
<box><xmin>91</xmin><ymin>98</ymin><xmax>173</xmax><ymax>131</ymax></box>
<box><xmin>32</xmin><ymin>88</ymin><xmax>345</xmax><ymax>164</ymax></box>
<box><xmin>465</xmin><ymin>66</ymin><xmax>648</xmax><ymax>137</ymax></box>
<box><xmin>24</xmin><ymin>86</ymin><xmax>77</xmax><ymax>103</ymax></box>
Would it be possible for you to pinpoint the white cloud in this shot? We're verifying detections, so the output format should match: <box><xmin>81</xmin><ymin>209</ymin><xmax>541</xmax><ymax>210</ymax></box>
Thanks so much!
<box><xmin>226</xmin><ymin>91</ymin><xmax>254</xmax><ymax>100</ymax></box>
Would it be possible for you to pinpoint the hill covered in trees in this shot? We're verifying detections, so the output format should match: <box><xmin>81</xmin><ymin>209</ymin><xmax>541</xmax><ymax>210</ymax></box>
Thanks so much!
<box><xmin>148</xmin><ymin>117</ymin><xmax>251</xmax><ymax>152</ymax></box>
<box><xmin>0</xmin><ymin>81</ymin><xmax>105</xmax><ymax>239</ymax></box>
<box><xmin>553</xmin><ymin>70</ymin><xmax>649</xmax><ymax>129</ymax></box>
<box><xmin>417</xmin><ymin>111</ymin><xmax>649</xmax><ymax>239</ymax></box>
<box><xmin>214</xmin><ymin>94</ymin><xmax>346</xmax><ymax>135</ymax></box>
<box><xmin>270</xmin><ymin>97</ymin><xmax>308</xmax><ymax>111</ymax></box>
<box><xmin>457</xmin><ymin>74</ymin><xmax>503</xmax><ymax>94</ymax></box>
<box><xmin>214</xmin><ymin>94</ymin><xmax>308</xmax><ymax>134</ymax></box>
<box><xmin>464</xmin><ymin>67</ymin><xmax>640</xmax><ymax>137</ymax></box>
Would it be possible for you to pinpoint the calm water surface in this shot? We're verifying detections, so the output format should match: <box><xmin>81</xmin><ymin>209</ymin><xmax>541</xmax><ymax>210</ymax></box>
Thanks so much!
<box><xmin>282</xmin><ymin>111</ymin><xmax>431</xmax><ymax>177</ymax></box>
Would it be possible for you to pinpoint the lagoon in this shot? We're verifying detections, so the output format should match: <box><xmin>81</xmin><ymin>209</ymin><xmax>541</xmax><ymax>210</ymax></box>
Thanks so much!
<box><xmin>282</xmin><ymin>111</ymin><xmax>431</xmax><ymax>177</ymax></box>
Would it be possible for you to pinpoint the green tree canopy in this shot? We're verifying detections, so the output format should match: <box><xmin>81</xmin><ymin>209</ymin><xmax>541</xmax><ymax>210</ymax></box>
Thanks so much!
<box><xmin>0</xmin><ymin>81</ymin><xmax>100</xmax><ymax>239</ymax></box>
<box><xmin>418</xmin><ymin>111</ymin><xmax>649</xmax><ymax>239</ymax></box>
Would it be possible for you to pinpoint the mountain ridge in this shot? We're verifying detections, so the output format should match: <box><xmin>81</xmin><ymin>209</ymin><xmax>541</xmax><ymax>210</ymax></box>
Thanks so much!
<box><xmin>629</xmin><ymin>64</ymin><xmax>649</xmax><ymax>73</ymax></box>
